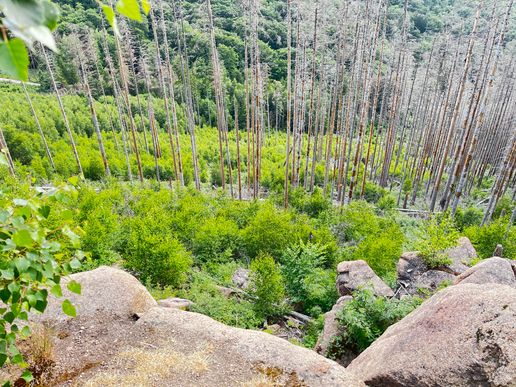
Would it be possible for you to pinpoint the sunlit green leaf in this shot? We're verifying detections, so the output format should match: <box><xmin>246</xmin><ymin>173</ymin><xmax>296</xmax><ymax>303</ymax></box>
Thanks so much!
<box><xmin>21</xmin><ymin>326</ymin><xmax>31</xmax><ymax>338</ymax></box>
<box><xmin>61</xmin><ymin>209</ymin><xmax>74</xmax><ymax>220</ymax></box>
<box><xmin>62</xmin><ymin>226</ymin><xmax>80</xmax><ymax>248</ymax></box>
<box><xmin>0</xmin><ymin>38</ymin><xmax>29</xmax><ymax>81</ymax></box>
<box><xmin>12</xmin><ymin>229</ymin><xmax>33</xmax><ymax>248</ymax></box>
<box><xmin>14</xmin><ymin>257</ymin><xmax>30</xmax><ymax>273</ymax></box>
<box><xmin>116</xmin><ymin>0</ymin><xmax>142</xmax><ymax>21</ymax></box>
<box><xmin>67</xmin><ymin>280</ymin><xmax>81</xmax><ymax>295</ymax></box>
<box><xmin>50</xmin><ymin>284</ymin><xmax>62</xmax><ymax>297</ymax></box>
<box><xmin>21</xmin><ymin>370</ymin><xmax>33</xmax><ymax>383</ymax></box>
<box><xmin>69</xmin><ymin>258</ymin><xmax>81</xmax><ymax>270</ymax></box>
<box><xmin>101</xmin><ymin>4</ymin><xmax>120</xmax><ymax>37</ymax></box>
<box><xmin>67</xmin><ymin>175</ymin><xmax>79</xmax><ymax>186</ymax></box>
<box><xmin>13</xmin><ymin>199</ymin><xmax>27</xmax><ymax>206</ymax></box>
<box><xmin>62</xmin><ymin>299</ymin><xmax>76</xmax><ymax>317</ymax></box>
<box><xmin>1</xmin><ymin>270</ymin><xmax>14</xmax><ymax>281</ymax></box>
<box><xmin>141</xmin><ymin>0</ymin><xmax>150</xmax><ymax>15</ymax></box>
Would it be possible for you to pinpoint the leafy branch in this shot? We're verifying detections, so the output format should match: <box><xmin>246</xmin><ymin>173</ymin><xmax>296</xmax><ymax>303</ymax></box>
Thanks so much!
<box><xmin>0</xmin><ymin>0</ymin><xmax>149</xmax><ymax>81</ymax></box>
<box><xmin>0</xmin><ymin>184</ymin><xmax>84</xmax><ymax>385</ymax></box>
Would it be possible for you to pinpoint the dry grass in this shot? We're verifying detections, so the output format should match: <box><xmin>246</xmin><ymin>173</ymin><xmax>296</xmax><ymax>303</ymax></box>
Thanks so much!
<box><xmin>242</xmin><ymin>375</ymin><xmax>276</xmax><ymax>387</ymax></box>
<box><xmin>21</xmin><ymin>324</ymin><xmax>55</xmax><ymax>386</ymax></box>
<box><xmin>83</xmin><ymin>343</ymin><xmax>211</xmax><ymax>386</ymax></box>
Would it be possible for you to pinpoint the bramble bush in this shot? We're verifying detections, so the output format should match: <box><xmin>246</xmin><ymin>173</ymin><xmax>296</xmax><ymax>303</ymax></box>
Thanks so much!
<box><xmin>332</xmin><ymin>200</ymin><xmax>404</xmax><ymax>280</ymax></box>
<box><xmin>331</xmin><ymin>288</ymin><xmax>421</xmax><ymax>355</ymax></box>
<box><xmin>454</xmin><ymin>206</ymin><xmax>484</xmax><ymax>231</ymax></box>
<box><xmin>332</xmin><ymin>201</ymin><xmax>381</xmax><ymax>244</ymax></box>
<box><xmin>77</xmin><ymin>187</ymin><xmax>123</xmax><ymax>268</ymax></box>
<box><xmin>352</xmin><ymin>221</ymin><xmax>404</xmax><ymax>280</ymax></box>
<box><xmin>242</xmin><ymin>203</ymin><xmax>299</xmax><ymax>259</ymax></box>
<box><xmin>287</xmin><ymin>187</ymin><xmax>331</xmax><ymax>218</ymax></box>
<box><xmin>281</xmin><ymin>242</ymin><xmax>338</xmax><ymax>316</ymax></box>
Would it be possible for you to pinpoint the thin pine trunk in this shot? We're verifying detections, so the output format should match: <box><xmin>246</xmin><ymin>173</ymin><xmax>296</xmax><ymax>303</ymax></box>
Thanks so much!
<box><xmin>22</xmin><ymin>83</ymin><xmax>55</xmax><ymax>170</ymax></box>
<box><xmin>42</xmin><ymin>45</ymin><xmax>83</xmax><ymax>177</ymax></box>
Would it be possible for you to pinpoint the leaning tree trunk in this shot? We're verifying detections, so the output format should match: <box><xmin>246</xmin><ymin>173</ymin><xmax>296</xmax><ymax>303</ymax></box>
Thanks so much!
<box><xmin>41</xmin><ymin>44</ymin><xmax>83</xmax><ymax>177</ymax></box>
<box><xmin>22</xmin><ymin>82</ymin><xmax>55</xmax><ymax>171</ymax></box>
<box><xmin>0</xmin><ymin>126</ymin><xmax>15</xmax><ymax>176</ymax></box>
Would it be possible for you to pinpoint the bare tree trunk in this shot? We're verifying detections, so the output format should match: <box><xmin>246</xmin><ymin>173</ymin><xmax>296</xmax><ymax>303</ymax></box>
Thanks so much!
<box><xmin>207</xmin><ymin>0</ymin><xmax>229</xmax><ymax>192</ymax></box>
<box><xmin>234</xmin><ymin>96</ymin><xmax>242</xmax><ymax>199</ymax></box>
<box><xmin>78</xmin><ymin>52</ymin><xmax>111</xmax><ymax>177</ymax></box>
<box><xmin>158</xmin><ymin>0</ymin><xmax>184</xmax><ymax>186</ymax></box>
<box><xmin>0</xmin><ymin>126</ymin><xmax>15</xmax><ymax>176</ymax></box>
<box><xmin>112</xmin><ymin>17</ymin><xmax>144</xmax><ymax>183</ymax></box>
<box><xmin>22</xmin><ymin>83</ymin><xmax>55</xmax><ymax>170</ymax></box>
<box><xmin>431</xmin><ymin>5</ymin><xmax>482</xmax><ymax>210</ymax></box>
<box><xmin>173</xmin><ymin>0</ymin><xmax>201</xmax><ymax>189</ymax></box>
<box><xmin>41</xmin><ymin>45</ymin><xmax>83</xmax><ymax>177</ymax></box>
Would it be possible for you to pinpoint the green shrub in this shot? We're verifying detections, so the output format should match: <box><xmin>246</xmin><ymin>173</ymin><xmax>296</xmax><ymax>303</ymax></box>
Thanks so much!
<box><xmin>249</xmin><ymin>254</ymin><xmax>285</xmax><ymax>319</ymax></box>
<box><xmin>454</xmin><ymin>206</ymin><xmax>483</xmax><ymax>230</ymax></box>
<box><xmin>332</xmin><ymin>201</ymin><xmax>381</xmax><ymax>244</ymax></box>
<box><xmin>289</xmin><ymin>187</ymin><xmax>330</xmax><ymax>218</ymax></box>
<box><xmin>333</xmin><ymin>288</ymin><xmax>421</xmax><ymax>354</ymax></box>
<box><xmin>493</xmin><ymin>196</ymin><xmax>513</xmax><ymax>220</ymax></box>
<box><xmin>465</xmin><ymin>217</ymin><xmax>516</xmax><ymax>259</ymax></box>
<box><xmin>186</xmin><ymin>272</ymin><xmax>262</xmax><ymax>328</ymax></box>
<box><xmin>302</xmin><ymin>314</ymin><xmax>325</xmax><ymax>349</ymax></box>
<box><xmin>352</xmin><ymin>221</ymin><xmax>404</xmax><ymax>279</ymax></box>
<box><xmin>376</xmin><ymin>194</ymin><xmax>396</xmax><ymax>213</ymax></box>
<box><xmin>357</xmin><ymin>182</ymin><xmax>388</xmax><ymax>204</ymax></box>
<box><xmin>192</xmin><ymin>217</ymin><xmax>242</xmax><ymax>264</ymax></box>
<box><xmin>83</xmin><ymin>157</ymin><xmax>105</xmax><ymax>181</ymax></box>
<box><xmin>124</xmin><ymin>212</ymin><xmax>192</xmax><ymax>287</ymax></box>
<box><xmin>243</xmin><ymin>203</ymin><xmax>297</xmax><ymax>259</ymax></box>
<box><xmin>416</xmin><ymin>213</ymin><xmax>459</xmax><ymax>268</ymax></box>
<box><xmin>204</xmin><ymin>261</ymin><xmax>241</xmax><ymax>286</ymax></box>
<box><xmin>282</xmin><ymin>242</ymin><xmax>338</xmax><ymax>316</ymax></box>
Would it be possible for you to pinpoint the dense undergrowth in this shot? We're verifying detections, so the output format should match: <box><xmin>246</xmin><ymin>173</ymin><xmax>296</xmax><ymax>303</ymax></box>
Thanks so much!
<box><xmin>1</xmin><ymin>175</ymin><xmax>514</xmax><ymax>350</ymax></box>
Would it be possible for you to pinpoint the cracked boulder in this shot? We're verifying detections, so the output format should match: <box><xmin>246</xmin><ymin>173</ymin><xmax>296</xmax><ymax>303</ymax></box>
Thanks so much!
<box><xmin>455</xmin><ymin>256</ymin><xmax>516</xmax><ymax>287</ymax></box>
<box><xmin>445</xmin><ymin>237</ymin><xmax>478</xmax><ymax>274</ymax></box>
<box><xmin>347</xmin><ymin>283</ymin><xmax>516</xmax><ymax>387</ymax></box>
<box><xmin>336</xmin><ymin>260</ymin><xmax>394</xmax><ymax>298</ymax></box>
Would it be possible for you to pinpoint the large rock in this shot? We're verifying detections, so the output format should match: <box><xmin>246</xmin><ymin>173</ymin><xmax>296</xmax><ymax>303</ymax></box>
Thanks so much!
<box><xmin>455</xmin><ymin>257</ymin><xmax>516</xmax><ymax>287</ymax></box>
<box><xmin>336</xmin><ymin>260</ymin><xmax>394</xmax><ymax>297</ymax></box>
<box><xmin>413</xmin><ymin>270</ymin><xmax>455</xmax><ymax>294</ymax></box>
<box><xmin>315</xmin><ymin>296</ymin><xmax>357</xmax><ymax>366</ymax></box>
<box><xmin>347</xmin><ymin>283</ymin><xmax>516</xmax><ymax>387</ymax></box>
<box><xmin>129</xmin><ymin>307</ymin><xmax>365</xmax><ymax>386</ymax></box>
<box><xmin>445</xmin><ymin>236</ymin><xmax>478</xmax><ymax>274</ymax></box>
<box><xmin>17</xmin><ymin>267</ymin><xmax>364</xmax><ymax>386</ymax></box>
<box><xmin>35</xmin><ymin>266</ymin><xmax>157</xmax><ymax>322</ymax></box>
